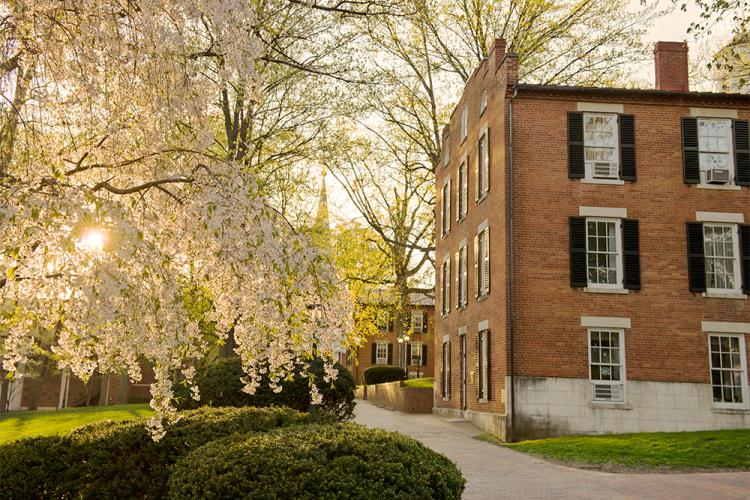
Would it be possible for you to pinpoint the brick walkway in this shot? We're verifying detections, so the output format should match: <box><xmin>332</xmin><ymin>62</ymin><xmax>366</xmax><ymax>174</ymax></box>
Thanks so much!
<box><xmin>354</xmin><ymin>400</ymin><xmax>750</xmax><ymax>499</ymax></box>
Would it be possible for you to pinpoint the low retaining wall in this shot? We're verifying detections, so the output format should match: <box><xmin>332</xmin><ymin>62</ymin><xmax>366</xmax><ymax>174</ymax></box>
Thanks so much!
<box><xmin>356</xmin><ymin>381</ymin><xmax>433</xmax><ymax>414</ymax></box>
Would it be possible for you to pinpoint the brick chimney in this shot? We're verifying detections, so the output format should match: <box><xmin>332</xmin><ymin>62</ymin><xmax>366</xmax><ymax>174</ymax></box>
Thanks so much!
<box><xmin>654</xmin><ymin>41</ymin><xmax>689</xmax><ymax>92</ymax></box>
<box><xmin>490</xmin><ymin>38</ymin><xmax>506</xmax><ymax>73</ymax></box>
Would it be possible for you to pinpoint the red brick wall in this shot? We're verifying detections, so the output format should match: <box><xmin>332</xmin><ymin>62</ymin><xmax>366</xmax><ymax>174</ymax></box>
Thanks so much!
<box><xmin>509</xmin><ymin>91</ymin><xmax>750</xmax><ymax>385</ymax></box>
<box><xmin>434</xmin><ymin>43</ymin><xmax>514</xmax><ymax>416</ymax></box>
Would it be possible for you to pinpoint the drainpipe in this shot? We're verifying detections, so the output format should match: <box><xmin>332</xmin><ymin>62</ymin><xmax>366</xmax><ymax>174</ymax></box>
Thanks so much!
<box><xmin>507</xmin><ymin>86</ymin><xmax>519</xmax><ymax>442</ymax></box>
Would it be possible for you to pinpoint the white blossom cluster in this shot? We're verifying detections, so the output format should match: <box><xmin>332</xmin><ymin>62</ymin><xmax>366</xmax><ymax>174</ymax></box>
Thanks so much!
<box><xmin>0</xmin><ymin>1</ymin><xmax>354</xmax><ymax>438</ymax></box>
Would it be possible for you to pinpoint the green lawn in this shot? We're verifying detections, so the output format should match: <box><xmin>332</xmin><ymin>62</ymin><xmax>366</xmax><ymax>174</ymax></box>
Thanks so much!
<box><xmin>501</xmin><ymin>429</ymin><xmax>750</xmax><ymax>472</ymax></box>
<box><xmin>0</xmin><ymin>404</ymin><xmax>153</xmax><ymax>444</ymax></box>
<box><xmin>403</xmin><ymin>377</ymin><xmax>433</xmax><ymax>389</ymax></box>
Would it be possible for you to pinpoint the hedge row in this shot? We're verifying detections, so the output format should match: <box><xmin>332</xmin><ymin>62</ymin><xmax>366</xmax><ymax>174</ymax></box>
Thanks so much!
<box><xmin>174</xmin><ymin>357</ymin><xmax>356</xmax><ymax>420</ymax></box>
<box><xmin>363</xmin><ymin>365</ymin><xmax>406</xmax><ymax>385</ymax></box>
<box><xmin>0</xmin><ymin>406</ymin><xmax>325</xmax><ymax>499</ymax></box>
<box><xmin>168</xmin><ymin>423</ymin><xmax>465</xmax><ymax>499</ymax></box>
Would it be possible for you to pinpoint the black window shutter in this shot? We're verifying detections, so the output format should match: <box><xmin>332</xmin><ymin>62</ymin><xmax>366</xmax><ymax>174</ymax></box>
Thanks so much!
<box><xmin>734</xmin><ymin>120</ymin><xmax>750</xmax><ymax>186</ymax></box>
<box><xmin>619</xmin><ymin>115</ymin><xmax>636</xmax><ymax>181</ymax></box>
<box><xmin>622</xmin><ymin>219</ymin><xmax>641</xmax><ymax>290</ymax></box>
<box><xmin>682</xmin><ymin>117</ymin><xmax>700</xmax><ymax>184</ymax></box>
<box><xmin>475</xmin><ymin>332</ymin><xmax>481</xmax><ymax>399</ymax></box>
<box><xmin>569</xmin><ymin>217</ymin><xmax>587</xmax><ymax>287</ymax></box>
<box><xmin>686</xmin><ymin>222</ymin><xmax>706</xmax><ymax>292</ymax></box>
<box><xmin>421</xmin><ymin>345</ymin><xmax>428</xmax><ymax>366</ymax></box>
<box><xmin>740</xmin><ymin>225</ymin><xmax>750</xmax><ymax>294</ymax></box>
<box><xmin>387</xmin><ymin>343</ymin><xmax>393</xmax><ymax>365</ymax></box>
<box><xmin>406</xmin><ymin>343</ymin><xmax>412</xmax><ymax>364</ymax></box>
<box><xmin>486</xmin><ymin>331</ymin><xmax>491</xmax><ymax>400</ymax></box>
<box><xmin>568</xmin><ymin>112</ymin><xmax>585</xmax><ymax>178</ymax></box>
<box><xmin>371</xmin><ymin>344</ymin><xmax>377</xmax><ymax>364</ymax></box>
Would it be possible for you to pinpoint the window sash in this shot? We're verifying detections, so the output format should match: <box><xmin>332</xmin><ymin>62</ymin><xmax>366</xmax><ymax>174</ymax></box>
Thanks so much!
<box><xmin>461</xmin><ymin>104</ymin><xmax>468</xmax><ymax>141</ymax></box>
<box><xmin>588</xmin><ymin>329</ymin><xmax>625</xmax><ymax>402</ymax></box>
<box><xmin>698</xmin><ymin>118</ymin><xmax>734</xmax><ymax>181</ymax></box>
<box><xmin>708</xmin><ymin>334</ymin><xmax>748</xmax><ymax>408</ymax></box>
<box><xmin>459</xmin><ymin>246</ymin><xmax>468</xmax><ymax>307</ymax></box>
<box><xmin>458</xmin><ymin>161</ymin><xmax>468</xmax><ymax>219</ymax></box>
<box><xmin>411</xmin><ymin>311</ymin><xmax>424</xmax><ymax>333</ymax></box>
<box><xmin>586</xmin><ymin>218</ymin><xmax>622</xmax><ymax>288</ymax></box>
<box><xmin>583</xmin><ymin>113</ymin><xmax>619</xmax><ymax>178</ymax></box>
<box><xmin>376</xmin><ymin>343</ymin><xmax>388</xmax><ymax>364</ymax></box>
<box><xmin>703</xmin><ymin>224</ymin><xmax>741</xmax><ymax>292</ymax></box>
<box><xmin>410</xmin><ymin>342</ymin><xmax>423</xmax><ymax>365</ymax></box>
<box><xmin>441</xmin><ymin>181</ymin><xmax>450</xmax><ymax>236</ymax></box>
<box><xmin>478</xmin><ymin>133</ymin><xmax>489</xmax><ymax>197</ymax></box>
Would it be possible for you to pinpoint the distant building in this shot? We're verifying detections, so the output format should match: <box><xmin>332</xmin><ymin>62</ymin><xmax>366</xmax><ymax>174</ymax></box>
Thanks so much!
<box><xmin>434</xmin><ymin>39</ymin><xmax>750</xmax><ymax>440</ymax></box>
<box><xmin>344</xmin><ymin>290</ymin><xmax>435</xmax><ymax>384</ymax></box>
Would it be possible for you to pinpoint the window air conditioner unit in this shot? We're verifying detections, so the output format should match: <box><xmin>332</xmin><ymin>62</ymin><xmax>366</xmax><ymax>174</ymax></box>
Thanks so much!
<box><xmin>592</xmin><ymin>383</ymin><xmax>623</xmax><ymax>402</ymax></box>
<box><xmin>706</xmin><ymin>168</ymin><xmax>730</xmax><ymax>184</ymax></box>
<box><xmin>589</xmin><ymin>161</ymin><xmax>619</xmax><ymax>179</ymax></box>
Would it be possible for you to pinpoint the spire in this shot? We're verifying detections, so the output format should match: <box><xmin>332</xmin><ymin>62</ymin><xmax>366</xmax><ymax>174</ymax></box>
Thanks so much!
<box><xmin>315</xmin><ymin>168</ymin><xmax>330</xmax><ymax>231</ymax></box>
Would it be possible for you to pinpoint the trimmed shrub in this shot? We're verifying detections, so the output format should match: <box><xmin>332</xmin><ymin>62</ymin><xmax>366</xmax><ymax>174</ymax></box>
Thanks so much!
<box><xmin>168</xmin><ymin>423</ymin><xmax>465</xmax><ymax>499</ymax></box>
<box><xmin>0</xmin><ymin>406</ymin><xmax>328</xmax><ymax>499</ymax></box>
<box><xmin>175</xmin><ymin>357</ymin><xmax>356</xmax><ymax>420</ymax></box>
<box><xmin>363</xmin><ymin>365</ymin><xmax>406</xmax><ymax>385</ymax></box>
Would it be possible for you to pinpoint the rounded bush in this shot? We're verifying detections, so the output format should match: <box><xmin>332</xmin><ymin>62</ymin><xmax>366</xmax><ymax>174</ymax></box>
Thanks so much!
<box><xmin>175</xmin><ymin>357</ymin><xmax>356</xmax><ymax>420</ymax></box>
<box><xmin>363</xmin><ymin>365</ymin><xmax>406</xmax><ymax>385</ymax></box>
<box><xmin>0</xmin><ymin>406</ymin><xmax>327</xmax><ymax>499</ymax></box>
<box><xmin>168</xmin><ymin>423</ymin><xmax>465</xmax><ymax>499</ymax></box>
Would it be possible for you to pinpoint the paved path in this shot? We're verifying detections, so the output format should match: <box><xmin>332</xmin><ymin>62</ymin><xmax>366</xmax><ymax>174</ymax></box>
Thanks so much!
<box><xmin>354</xmin><ymin>400</ymin><xmax>750</xmax><ymax>499</ymax></box>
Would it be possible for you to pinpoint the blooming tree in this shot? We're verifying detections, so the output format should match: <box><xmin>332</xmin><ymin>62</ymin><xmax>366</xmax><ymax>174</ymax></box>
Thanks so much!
<box><xmin>0</xmin><ymin>0</ymin><xmax>353</xmax><ymax>436</ymax></box>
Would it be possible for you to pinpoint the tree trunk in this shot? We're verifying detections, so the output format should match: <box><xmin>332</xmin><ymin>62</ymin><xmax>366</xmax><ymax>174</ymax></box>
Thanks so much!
<box><xmin>98</xmin><ymin>373</ymin><xmax>111</xmax><ymax>406</ymax></box>
<box><xmin>0</xmin><ymin>372</ymin><xmax>8</xmax><ymax>412</ymax></box>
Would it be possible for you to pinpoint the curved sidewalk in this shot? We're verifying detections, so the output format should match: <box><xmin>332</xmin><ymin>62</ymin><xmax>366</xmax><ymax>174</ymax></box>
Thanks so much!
<box><xmin>354</xmin><ymin>400</ymin><xmax>750</xmax><ymax>499</ymax></box>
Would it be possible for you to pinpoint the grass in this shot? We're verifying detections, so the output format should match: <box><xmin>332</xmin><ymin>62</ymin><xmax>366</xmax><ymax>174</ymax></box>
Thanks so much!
<box><xmin>0</xmin><ymin>404</ymin><xmax>153</xmax><ymax>444</ymax></box>
<box><xmin>500</xmin><ymin>429</ymin><xmax>750</xmax><ymax>472</ymax></box>
<box><xmin>403</xmin><ymin>377</ymin><xmax>434</xmax><ymax>389</ymax></box>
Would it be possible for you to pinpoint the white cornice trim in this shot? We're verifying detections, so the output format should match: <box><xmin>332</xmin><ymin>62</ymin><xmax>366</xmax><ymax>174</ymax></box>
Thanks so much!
<box><xmin>702</xmin><ymin>321</ymin><xmax>750</xmax><ymax>334</ymax></box>
<box><xmin>696</xmin><ymin>211</ymin><xmax>745</xmax><ymax>224</ymax></box>
<box><xmin>577</xmin><ymin>102</ymin><xmax>624</xmax><ymax>114</ymax></box>
<box><xmin>581</xmin><ymin>316</ymin><xmax>631</xmax><ymax>329</ymax></box>
<box><xmin>579</xmin><ymin>206</ymin><xmax>627</xmax><ymax>218</ymax></box>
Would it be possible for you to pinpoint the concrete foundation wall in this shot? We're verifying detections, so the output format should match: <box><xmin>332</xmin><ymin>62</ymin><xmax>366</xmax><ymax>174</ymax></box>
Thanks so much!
<box><xmin>433</xmin><ymin>406</ymin><xmax>508</xmax><ymax>438</ymax></box>
<box><xmin>358</xmin><ymin>381</ymin><xmax>433</xmax><ymax>414</ymax></box>
<box><xmin>515</xmin><ymin>376</ymin><xmax>750</xmax><ymax>439</ymax></box>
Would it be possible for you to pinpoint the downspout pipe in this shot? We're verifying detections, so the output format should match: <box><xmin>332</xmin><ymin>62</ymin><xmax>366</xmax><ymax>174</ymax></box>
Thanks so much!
<box><xmin>507</xmin><ymin>86</ymin><xmax>518</xmax><ymax>442</ymax></box>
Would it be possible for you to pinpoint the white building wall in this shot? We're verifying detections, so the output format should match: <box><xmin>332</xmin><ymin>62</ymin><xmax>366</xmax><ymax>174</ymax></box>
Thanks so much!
<box><xmin>515</xmin><ymin>376</ymin><xmax>750</xmax><ymax>439</ymax></box>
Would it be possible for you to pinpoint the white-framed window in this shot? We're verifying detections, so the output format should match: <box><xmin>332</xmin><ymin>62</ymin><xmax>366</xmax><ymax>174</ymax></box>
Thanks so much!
<box><xmin>457</xmin><ymin>160</ymin><xmax>468</xmax><ymax>220</ymax></box>
<box><xmin>698</xmin><ymin>118</ymin><xmax>734</xmax><ymax>183</ymax></box>
<box><xmin>460</xmin><ymin>103</ymin><xmax>468</xmax><ymax>142</ymax></box>
<box><xmin>441</xmin><ymin>179</ymin><xmax>451</xmax><ymax>237</ymax></box>
<box><xmin>411</xmin><ymin>310</ymin><xmax>424</xmax><ymax>333</ymax></box>
<box><xmin>588</xmin><ymin>329</ymin><xmax>626</xmax><ymax>402</ymax></box>
<box><xmin>477</xmin><ymin>130</ymin><xmax>489</xmax><ymax>200</ymax></box>
<box><xmin>441</xmin><ymin>259</ymin><xmax>450</xmax><ymax>316</ymax></box>
<box><xmin>703</xmin><ymin>223</ymin><xmax>741</xmax><ymax>292</ymax></box>
<box><xmin>376</xmin><ymin>342</ymin><xmax>389</xmax><ymax>365</ymax></box>
<box><xmin>410</xmin><ymin>341</ymin><xmax>423</xmax><ymax>366</ymax></box>
<box><xmin>586</xmin><ymin>218</ymin><xmax>622</xmax><ymax>288</ymax></box>
<box><xmin>456</xmin><ymin>243</ymin><xmax>468</xmax><ymax>308</ymax></box>
<box><xmin>584</xmin><ymin>113</ymin><xmax>619</xmax><ymax>180</ymax></box>
<box><xmin>443</xmin><ymin>141</ymin><xmax>450</xmax><ymax>167</ymax></box>
<box><xmin>475</xmin><ymin>227</ymin><xmax>490</xmax><ymax>297</ymax></box>
<box><xmin>477</xmin><ymin>329</ymin><xmax>489</xmax><ymax>401</ymax></box>
<box><xmin>708</xmin><ymin>334</ymin><xmax>748</xmax><ymax>408</ymax></box>
<box><xmin>376</xmin><ymin>311</ymin><xmax>392</xmax><ymax>332</ymax></box>
<box><xmin>479</xmin><ymin>90</ymin><xmax>488</xmax><ymax>115</ymax></box>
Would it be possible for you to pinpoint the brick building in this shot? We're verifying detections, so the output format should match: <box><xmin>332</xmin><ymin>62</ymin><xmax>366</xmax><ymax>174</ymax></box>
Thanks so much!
<box><xmin>434</xmin><ymin>39</ymin><xmax>750</xmax><ymax>439</ymax></box>
<box><xmin>347</xmin><ymin>293</ymin><xmax>435</xmax><ymax>384</ymax></box>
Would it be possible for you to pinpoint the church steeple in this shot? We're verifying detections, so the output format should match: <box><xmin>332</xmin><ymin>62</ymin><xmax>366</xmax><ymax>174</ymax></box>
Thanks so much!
<box><xmin>315</xmin><ymin>168</ymin><xmax>330</xmax><ymax>231</ymax></box>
